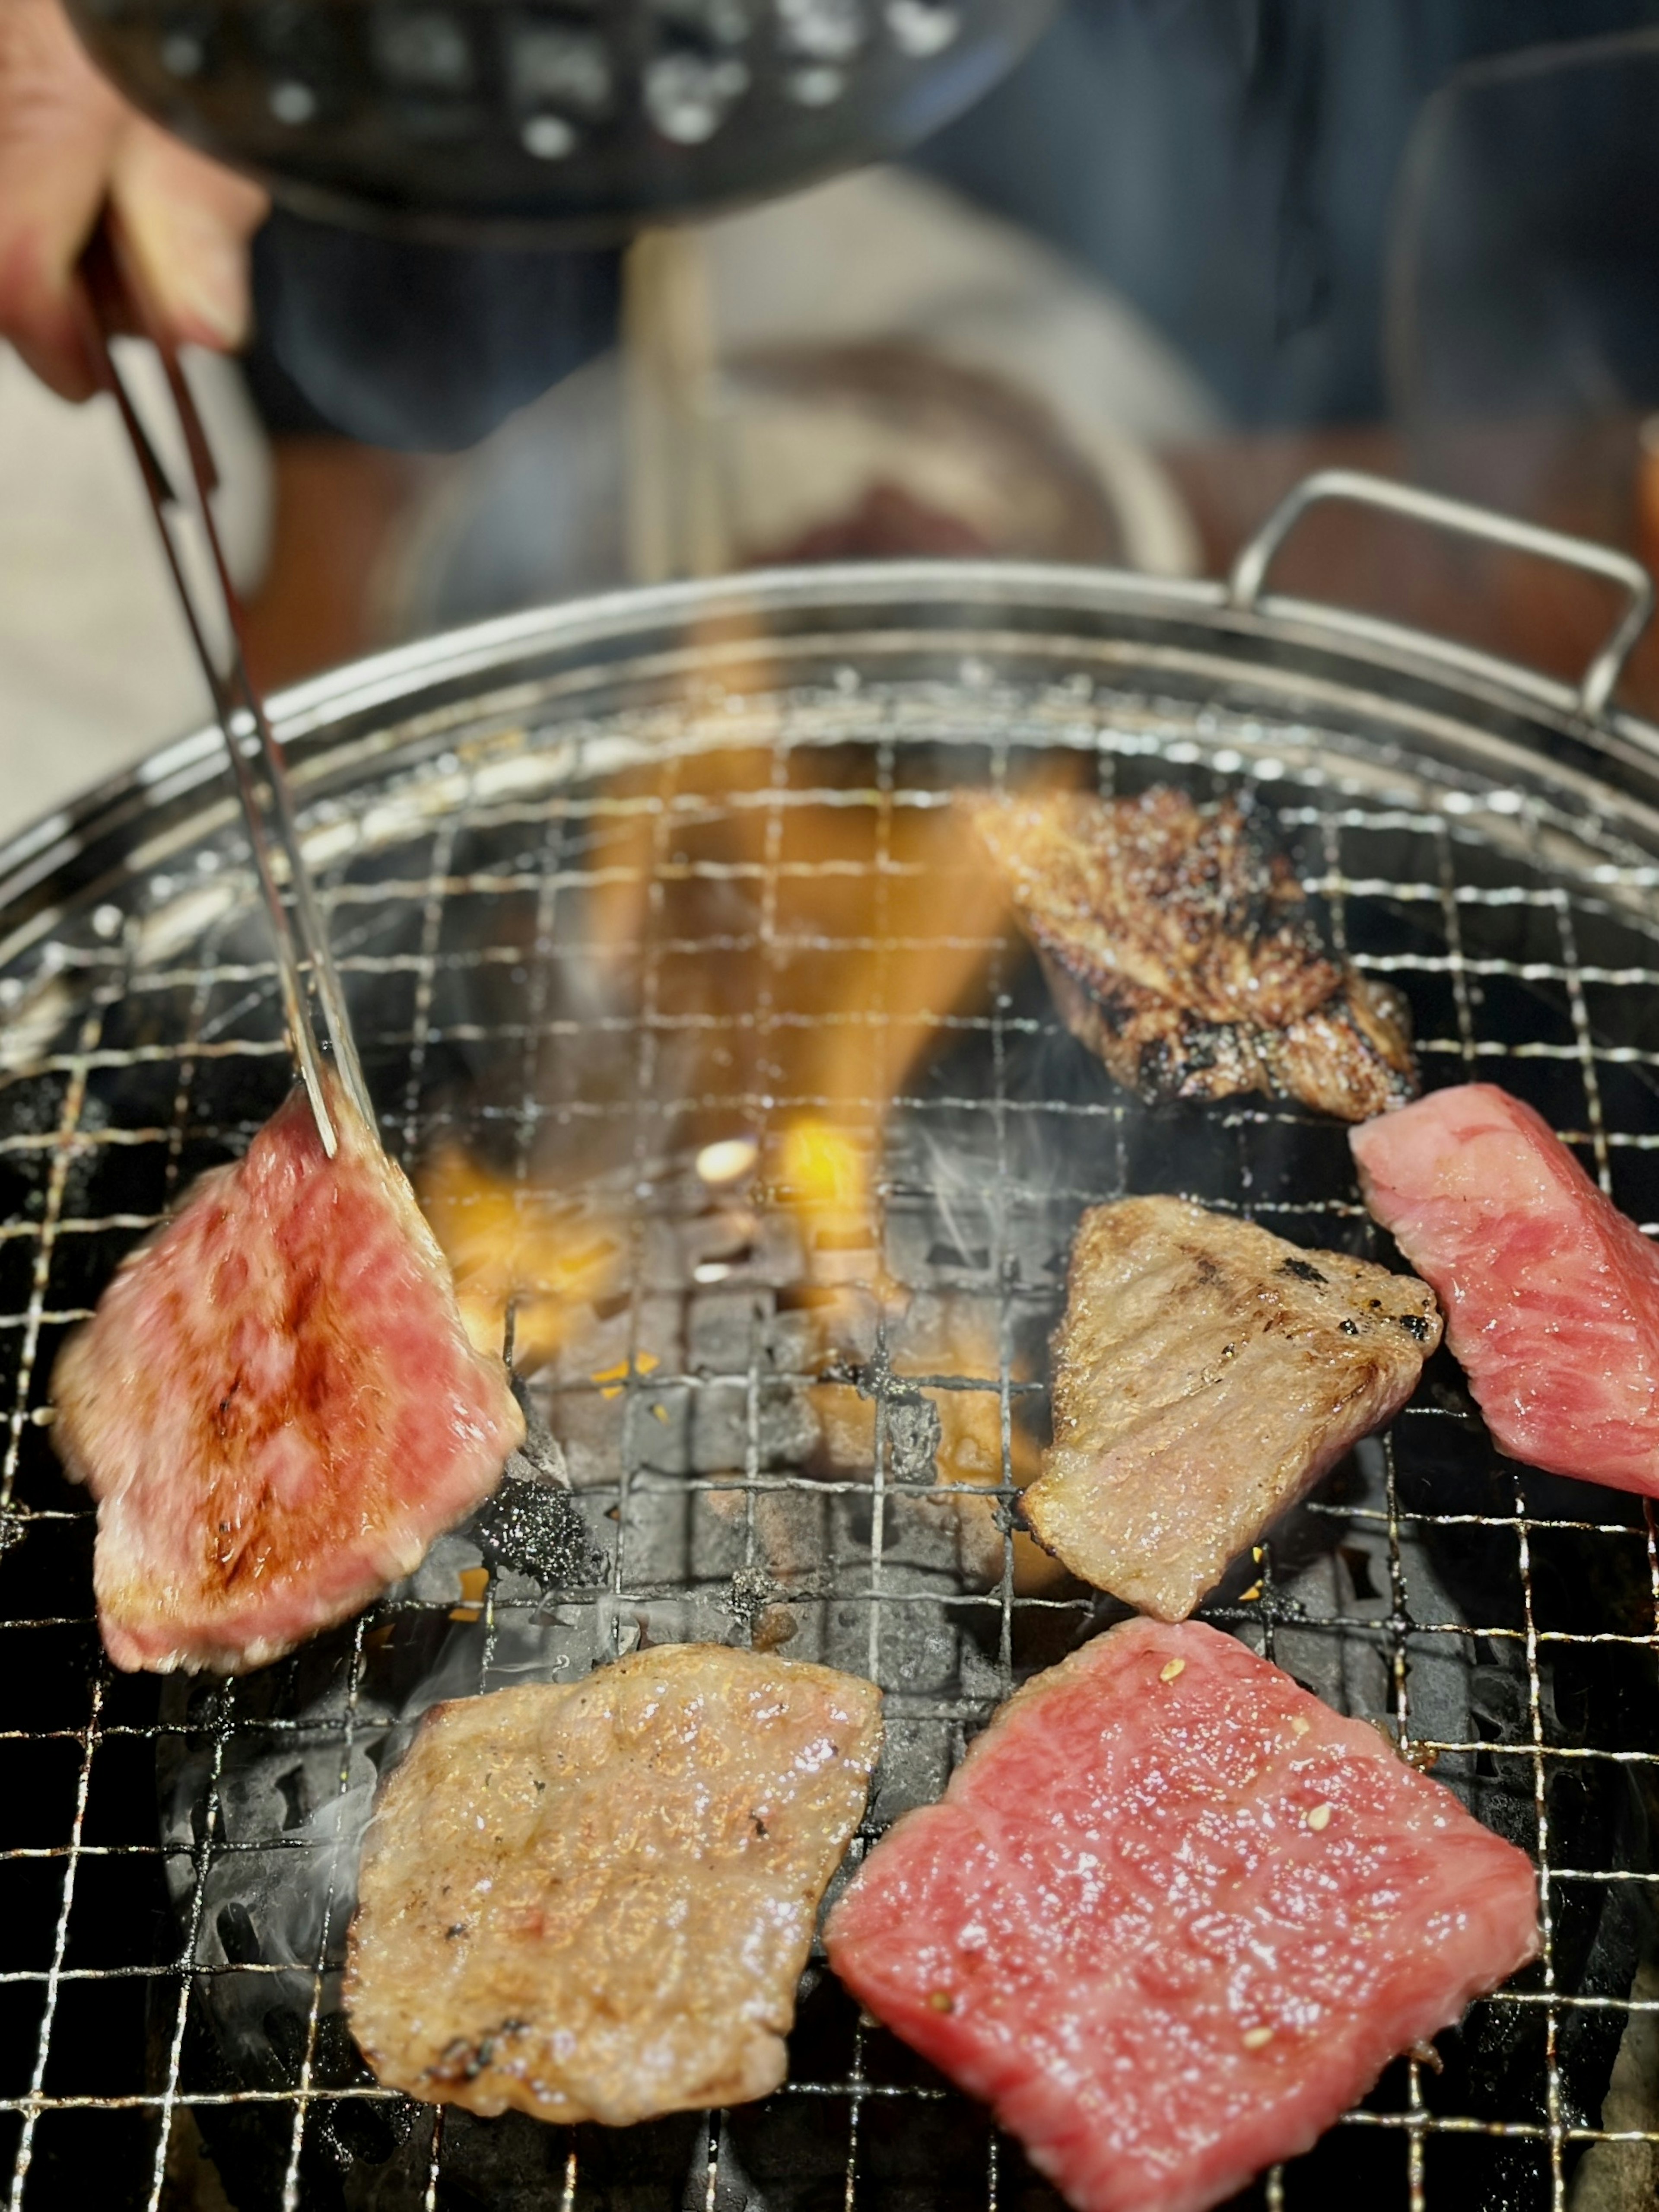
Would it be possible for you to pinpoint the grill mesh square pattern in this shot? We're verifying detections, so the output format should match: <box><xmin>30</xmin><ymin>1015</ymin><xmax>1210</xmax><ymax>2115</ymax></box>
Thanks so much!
<box><xmin>0</xmin><ymin>647</ymin><xmax>1654</xmax><ymax>2212</ymax></box>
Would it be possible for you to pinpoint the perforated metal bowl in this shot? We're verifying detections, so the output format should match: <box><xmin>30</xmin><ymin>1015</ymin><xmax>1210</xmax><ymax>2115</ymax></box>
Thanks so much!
<box><xmin>0</xmin><ymin>477</ymin><xmax>1655</xmax><ymax>2211</ymax></box>
<box><xmin>66</xmin><ymin>0</ymin><xmax>1053</xmax><ymax>240</ymax></box>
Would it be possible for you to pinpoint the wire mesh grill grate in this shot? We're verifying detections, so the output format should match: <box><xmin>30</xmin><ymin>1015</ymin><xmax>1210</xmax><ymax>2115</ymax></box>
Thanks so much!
<box><xmin>0</xmin><ymin>620</ymin><xmax>1654</xmax><ymax>2212</ymax></box>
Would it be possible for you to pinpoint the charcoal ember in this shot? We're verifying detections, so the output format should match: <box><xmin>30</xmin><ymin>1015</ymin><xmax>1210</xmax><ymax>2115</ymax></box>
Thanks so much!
<box><xmin>473</xmin><ymin>1474</ymin><xmax>607</xmax><ymax>1588</ymax></box>
<box><xmin>885</xmin><ymin>1392</ymin><xmax>943</xmax><ymax>1482</ymax></box>
<box><xmin>686</xmin><ymin>1287</ymin><xmax>766</xmax><ymax>1372</ymax></box>
<box><xmin>691</xmin><ymin>1377</ymin><xmax>822</xmax><ymax>1473</ymax></box>
<box><xmin>546</xmin><ymin>1284</ymin><xmax>827</xmax><ymax>1489</ymax></box>
<box><xmin>687</xmin><ymin>1487</ymin><xmax>835</xmax><ymax>1601</ymax></box>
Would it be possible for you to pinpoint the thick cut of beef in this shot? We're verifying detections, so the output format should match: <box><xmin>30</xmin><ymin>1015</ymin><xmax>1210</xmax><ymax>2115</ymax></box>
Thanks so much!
<box><xmin>1023</xmin><ymin>1196</ymin><xmax>1440</xmax><ymax>1619</ymax></box>
<box><xmin>346</xmin><ymin>1644</ymin><xmax>883</xmax><ymax>2126</ymax></box>
<box><xmin>968</xmin><ymin>787</ymin><xmax>1417</xmax><ymax>1120</ymax></box>
<box><xmin>1353</xmin><ymin>1082</ymin><xmax>1659</xmax><ymax>1496</ymax></box>
<box><xmin>51</xmin><ymin>1077</ymin><xmax>524</xmax><ymax>1673</ymax></box>
<box><xmin>825</xmin><ymin>1619</ymin><xmax>1538</xmax><ymax>2212</ymax></box>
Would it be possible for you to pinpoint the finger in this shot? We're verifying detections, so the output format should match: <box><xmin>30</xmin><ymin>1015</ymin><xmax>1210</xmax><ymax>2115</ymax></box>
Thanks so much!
<box><xmin>112</xmin><ymin>116</ymin><xmax>267</xmax><ymax>355</ymax></box>
<box><xmin>0</xmin><ymin>0</ymin><xmax>125</xmax><ymax>398</ymax></box>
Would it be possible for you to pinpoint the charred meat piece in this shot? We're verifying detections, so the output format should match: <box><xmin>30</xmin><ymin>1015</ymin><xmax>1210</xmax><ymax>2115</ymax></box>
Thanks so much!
<box><xmin>826</xmin><ymin>1617</ymin><xmax>1539</xmax><ymax>2212</ymax></box>
<box><xmin>51</xmin><ymin>1078</ymin><xmax>524</xmax><ymax>1674</ymax></box>
<box><xmin>346</xmin><ymin>1644</ymin><xmax>882</xmax><ymax>2127</ymax></box>
<box><xmin>967</xmin><ymin>787</ymin><xmax>1417</xmax><ymax>1119</ymax></box>
<box><xmin>1354</xmin><ymin>1082</ymin><xmax>1659</xmax><ymax>1496</ymax></box>
<box><xmin>1024</xmin><ymin>1197</ymin><xmax>1440</xmax><ymax>1619</ymax></box>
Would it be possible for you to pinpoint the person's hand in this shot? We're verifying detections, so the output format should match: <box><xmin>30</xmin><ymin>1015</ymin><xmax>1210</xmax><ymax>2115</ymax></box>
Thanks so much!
<box><xmin>0</xmin><ymin>0</ymin><xmax>267</xmax><ymax>398</ymax></box>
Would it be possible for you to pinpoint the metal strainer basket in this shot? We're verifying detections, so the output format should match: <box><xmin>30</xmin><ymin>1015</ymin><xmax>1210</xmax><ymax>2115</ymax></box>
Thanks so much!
<box><xmin>0</xmin><ymin>476</ymin><xmax>1654</xmax><ymax>2211</ymax></box>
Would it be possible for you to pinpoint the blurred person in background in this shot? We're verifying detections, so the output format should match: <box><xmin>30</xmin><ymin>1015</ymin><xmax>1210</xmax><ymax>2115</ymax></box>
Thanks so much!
<box><xmin>9</xmin><ymin>0</ymin><xmax>1659</xmax><ymax>450</ymax></box>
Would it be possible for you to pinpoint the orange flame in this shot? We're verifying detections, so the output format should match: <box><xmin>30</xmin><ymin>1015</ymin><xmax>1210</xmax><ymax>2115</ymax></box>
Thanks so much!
<box><xmin>418</xmin><ymin>1146</ymin><xmax>627</xmax><ymax>1377</ymax></box>
<box><xmin>417</xmin><ymin>735</ymin><xmax>1085</xmax><ymax>1594</ymax></box>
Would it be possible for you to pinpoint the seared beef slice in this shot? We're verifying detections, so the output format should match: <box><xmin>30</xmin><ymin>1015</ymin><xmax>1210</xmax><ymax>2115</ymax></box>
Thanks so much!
<box><xmin>1024</xmin><ymin>1196</ymin><xmax>1440</xmax><ymax>1618</ymax></box>
<box><xmin>968</xmin><ymin>787</ymin><xmax>1417</xmax><ymax>1120</ymax></box>
<box><xmin>347</xmin><ymin>1645</ymin><xmax>882</xmax><ymax>2125</ymax></box>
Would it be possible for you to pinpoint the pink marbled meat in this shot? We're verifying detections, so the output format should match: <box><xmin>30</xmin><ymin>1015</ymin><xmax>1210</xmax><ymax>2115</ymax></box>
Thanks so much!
<box><xmin>825</xmin><ymin>1619</ymin><xmax>1538</xmax><ymax>2212</ymax></box>
<box><xmin>51</xmin><ymin>1078</ymin><xmax>523</xmax><ymax>1674</ymax></box>
<box><xmin>1351</xmin><ymin>1082</ymin><xmax>1659</xmax><ymax>1496</ymax></box>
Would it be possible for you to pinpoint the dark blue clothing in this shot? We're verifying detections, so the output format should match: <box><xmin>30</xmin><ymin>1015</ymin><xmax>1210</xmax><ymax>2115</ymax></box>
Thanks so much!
<box><xmin>247</xmin><ymin>216</ymin><xmax>620</xmax><ymax>449</ymax></box>
<box><xmin>914</xmin><ymin>0</ymin><xmax>1659</xmax><ymax>423</ymax></box>
<box><xmin>248</xmin><ymin>0</ymin><xmax>1659</xmax><ymax>447</ymax></box>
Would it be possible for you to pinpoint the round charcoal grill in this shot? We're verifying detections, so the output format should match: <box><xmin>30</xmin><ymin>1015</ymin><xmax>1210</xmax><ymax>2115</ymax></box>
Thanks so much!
<box><xmin>0</xmin><ymin>475</ymin><xmax>1656</xmax><ymax>2212</ymax></box>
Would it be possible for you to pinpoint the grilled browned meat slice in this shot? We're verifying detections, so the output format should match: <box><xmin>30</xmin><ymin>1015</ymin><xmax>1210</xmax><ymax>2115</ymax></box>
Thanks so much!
<box><xmin>967</xmin><ymin>787</ymin><xmax>1417</xmax><ymax>1119</ymax></box>
<box><xmin>1024</xmin><ymin>1197</ymin><xmax>1441</xmax><ymax>1619</ymax></box>
<box><xmin>346</xmin><ymin>1645</ymin><xmax>883</xmax><ymax>2127</ymax></box>
<box><xmin>51</xmin><ymin>1077</ymin><xmax>524</xmax><ymax>1674</ymax></box>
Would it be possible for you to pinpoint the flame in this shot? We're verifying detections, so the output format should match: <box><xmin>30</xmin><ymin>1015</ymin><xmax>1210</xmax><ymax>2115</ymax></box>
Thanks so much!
<box><xmin>808</xmin><ymin>1301</ymin><xmax>1067</xmax><ymax>1595</ymax></box>
<box><xmin>777</xmin><ymin>1114</ymin><xmax>893</xmax><ymax>1301</ymax></box>
<box><xmin>420</xmin><ymin>1126</ymin><xmax>1065</xmax><ymax>1593</ymax></box>
<box><xmin>779</xmin><ymin>1117</ymin><xmax>868</xmax><ymax>1212</ymax></box>
<box><xmin>591</xmin><ymin>1353</ymin><xmax>661</xmax><ymax>1400</ymax></box>
<box><xmin>416</xmin><ymin>735</ymin><xmax>1087</xmax><ymax>1595</ymax></box>
<box><xmin>696</xmin><ymin>1136</ymin><xmax>759</xmax><ymax>1186</ymax></box>
<box><xmin>450</xmin><ymin>1565</ymin><xmax>491</xmax><ymax>1624</ymax></box>
<box><xmin>579</xmin><ymin>731</ymin><xmax>1084</xmax><ymax>1139</ymax></box>
<box><xmin>418</xmin><ymin>1146</ymin><xmax>627</xmax><ymax>1376</ymax></box>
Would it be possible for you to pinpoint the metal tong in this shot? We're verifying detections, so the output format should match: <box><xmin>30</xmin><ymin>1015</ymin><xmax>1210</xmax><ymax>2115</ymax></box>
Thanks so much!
<box><xmin>75</xmin><ymin>210</ymin><xmax>373</xmax><ymax>1159</ymax></box>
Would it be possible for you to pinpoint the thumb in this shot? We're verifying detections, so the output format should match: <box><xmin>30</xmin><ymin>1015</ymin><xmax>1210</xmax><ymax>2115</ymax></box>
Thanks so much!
<box><xmin>111</xmin><ymin>116</ymin><xmax>268</xmax><ymax>354</ymax></box>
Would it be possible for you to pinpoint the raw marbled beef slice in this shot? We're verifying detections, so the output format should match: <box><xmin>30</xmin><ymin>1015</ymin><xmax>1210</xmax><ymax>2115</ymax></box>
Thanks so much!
<box><xmin>1352</xmin><ymin>1082</ymin><xmax>1659</xmax><ymax>1496</ymax></box>
<box><xmin>826</xmin><ymin>1618</ymin><xmax>1538</xmax><ymax>2212</ymax></box>
<box><xmin>52</xmin><ymin>1076</ymin><xmax>524</xmax><ymax>1672</ymax></box>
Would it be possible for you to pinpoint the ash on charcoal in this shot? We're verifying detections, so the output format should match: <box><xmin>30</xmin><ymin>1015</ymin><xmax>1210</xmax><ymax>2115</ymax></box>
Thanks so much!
<box><xmin>885</xmin><ymin>1392</ymin><xmax>942</xmax><ymax>1482</ymax></box>
<box><xmin>467</xmin><ymin>1378</ymin><xmax>607</xmax><ymax>1587</ymax></box>
<box><xmin>722</xmin><ymin>1559</ymin><xmax>825</xmax><ymax>1635</ymax></box>
<box><xmin>727</xmin><ymin>1562</ymin><xmax>778</xmax><ymax>1629</ymax></box>
<box><xmin>474</xmin><ymin>1475</ymin><xmax>606</xmax><ymax>1589</ymax></box>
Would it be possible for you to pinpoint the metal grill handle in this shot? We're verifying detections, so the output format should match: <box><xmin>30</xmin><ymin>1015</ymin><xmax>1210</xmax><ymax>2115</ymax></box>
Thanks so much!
<box><xmin>1226</xmin><ymin>466</ymin><xmax>1656</xmax><ymax>719</ymax></box>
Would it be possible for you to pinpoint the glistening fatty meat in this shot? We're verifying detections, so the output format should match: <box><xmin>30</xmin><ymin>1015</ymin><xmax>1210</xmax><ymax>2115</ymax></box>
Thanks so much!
<box><xmin>51</xmin><ymin>1076</ymin><xmax>524</xmax><ymax>1672</ymax></box>
<box><xmin>826</xmin><ymin>1619</ymin><xmax>1538</xmax><ymax>2212</ymax></box>
<box><xmin>1352</xmin><ymin>1081</ymin><xmax>1659</xmax><ymax>1496</ymax></box>
<box><xmin>347</xmin><ymin>1645</ymin><xmax>883</xmax><ymax>2126</ymax></box>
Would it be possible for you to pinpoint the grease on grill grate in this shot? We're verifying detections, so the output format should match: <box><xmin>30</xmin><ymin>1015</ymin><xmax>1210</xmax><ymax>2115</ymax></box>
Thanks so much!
<box><xmin>0</xmin><ymin>688</ymin><xmax>1655</xmax><ymax>2212</ymax></box>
